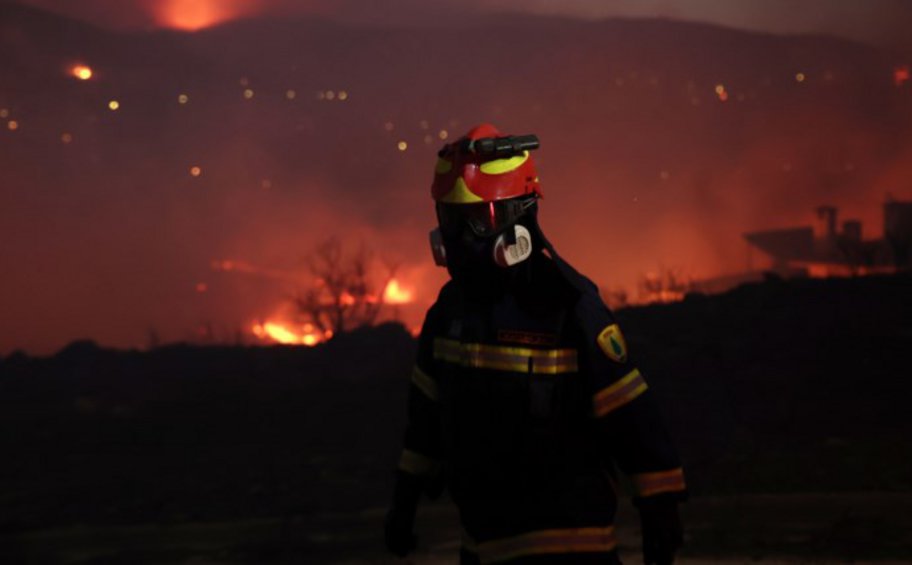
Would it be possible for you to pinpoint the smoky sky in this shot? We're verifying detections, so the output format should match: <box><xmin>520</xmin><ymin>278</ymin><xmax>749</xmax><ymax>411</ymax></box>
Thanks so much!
<box><xmin>2</xmin><ymin>1</ymin><xmax>911</xmax><ymax>355</ymax></box>
<box><xmin>14</xmin><ymin>0</ymin><xmax>912</xmax><ymax>52</ymax></box>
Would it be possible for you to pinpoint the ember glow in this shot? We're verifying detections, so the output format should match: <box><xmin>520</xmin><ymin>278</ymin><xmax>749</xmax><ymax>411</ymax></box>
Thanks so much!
<box><xmin>70</xmin><ymin>64</ymin><xmax>93</xmax><ymax>80</ymax></box>
<box><xmin>714</xmin><ymin>84</ymin><xmax>729</xmax><ymax>102</ymax></box>
<box><xmin>896</xmin><ymin>66</ymin><xmax>910</xmax><ymax>87</ymax></box>
<box><xmin>154</xmin><ymin>0</ymin><xmax>251</xmax><ymax>31</ymax></box>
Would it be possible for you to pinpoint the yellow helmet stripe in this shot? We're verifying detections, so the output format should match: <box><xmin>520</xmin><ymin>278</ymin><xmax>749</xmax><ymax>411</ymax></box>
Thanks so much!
<box><xmin>479</xmin><ymin>150</ymin><xmax>529</xmax><ymax>175</ymax></box>
<box><xmin>438</xmin><ymin>176</ymin><xmax>483</xmax><ymax>203</ymax></box>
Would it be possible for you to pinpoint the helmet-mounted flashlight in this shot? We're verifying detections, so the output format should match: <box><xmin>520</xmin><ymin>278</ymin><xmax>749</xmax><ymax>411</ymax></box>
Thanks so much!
<box><xmin>438</xmin><ymin>134</ymin><xmax>540</xmax><ymax>159</ymax></box>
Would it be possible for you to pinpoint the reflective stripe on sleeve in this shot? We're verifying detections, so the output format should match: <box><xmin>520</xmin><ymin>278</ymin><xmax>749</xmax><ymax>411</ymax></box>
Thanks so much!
<box><xmin>411</xmin><ymin>365</ymin><xmax>438</xmax><ymax>401</ymax></box>
<box><xmin>474</xmin><ymin>526</ymin><xmax>617</xmax><ymax>564</ymax></box>
<box><xmin>397</xmin><ymin>449</ymin><xmax>440</xmax><ymax>476</ymax></box>
<box><xmin>593</xmin><ymin>368</ymin><xmax>648</xmax><ymax>417</ymax></box>
<box><xmin>433</xmin><ymin>338</ymin><xmax>578</xmax><ymax>374</ymax></box>
<box><xmin>632</xmin><ymin>467</ymin><xmax>687</xmax><ymax>497</ymax></box>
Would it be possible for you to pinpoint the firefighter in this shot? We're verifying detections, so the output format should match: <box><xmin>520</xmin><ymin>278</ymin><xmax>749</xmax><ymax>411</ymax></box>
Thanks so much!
<box><xmin>385</xmin><ymin>123</ymin><xmax>686</xmax><ymax>564</ymax></box>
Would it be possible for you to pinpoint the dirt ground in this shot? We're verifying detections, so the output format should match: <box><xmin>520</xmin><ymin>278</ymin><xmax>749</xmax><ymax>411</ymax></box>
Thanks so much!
<box><xmin>3</xmin><ymin>493</ymin><xmax>910</xmax><ymax>564</ymax></box>
<box><xmin>3</xmin><ymin>275</ymin><xmax>910</xmax><ymax>563</ymax></box>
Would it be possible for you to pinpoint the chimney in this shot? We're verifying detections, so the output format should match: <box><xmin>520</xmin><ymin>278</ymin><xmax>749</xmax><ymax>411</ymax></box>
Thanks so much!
<box><xmin>816</xmin><ymin>205</ymin><xmax>838</xmax><ymax>241</ymax></box>
<box><xmin>841</xmin><ymin>220</ymin><xmax>862</xmax><ymax>241</ymax></box>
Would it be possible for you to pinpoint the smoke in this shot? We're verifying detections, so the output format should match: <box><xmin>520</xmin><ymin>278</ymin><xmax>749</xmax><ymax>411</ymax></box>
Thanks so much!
<box><xmin>2</xmin><ymin>8</ymin><xmax>911</xmax><ymax>354</ymax></box>
<box><xmin>531</xmin><ymin>45</ymin><xmax>912</xmax><ymax>293</ymax></box>
<box><xmin>12</xmin><ymin>0</ymin><xmax>912</xmax><ymax>55</ymax></box>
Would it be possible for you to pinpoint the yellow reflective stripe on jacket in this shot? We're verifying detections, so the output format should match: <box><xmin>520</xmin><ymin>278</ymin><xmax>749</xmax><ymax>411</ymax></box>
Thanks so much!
<box><xmin>471</xmin><ymin>526</ymin><xmax>617</xmax><ymax>564</ymax></box>
<box><xmin>433</xmin><ymin>338</ymin><xmax>578</xmax><ymax>374</ymax></box>
<box><xmin>593</xmin><ymin>368</ymin><xmax>648</xmax><ymax>417</ymax></box>
<box><xmin>410</xmin><ymin>365</ymin><xmax>438</xmax><ymax>401</ymax></box>
<box><xmin>632</xmin><ymin>467</ymin><xmax>687</xmax><ymax>497</ymax></box>
<box><xmin>397</xmin><ymin>449</ymin><xmax>439</xmax><ymax>476</ymax></box>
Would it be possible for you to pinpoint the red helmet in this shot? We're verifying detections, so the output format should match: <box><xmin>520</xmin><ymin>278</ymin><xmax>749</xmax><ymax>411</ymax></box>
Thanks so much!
<box><xmin>429</xmin><ymin>124</ymin><xmax>542</xmax><ymax>268</ymax></box>
<box><xmin>431</xmin><ymin>123</ymin><xmax>542</xmax><ymax>204</ymax></box>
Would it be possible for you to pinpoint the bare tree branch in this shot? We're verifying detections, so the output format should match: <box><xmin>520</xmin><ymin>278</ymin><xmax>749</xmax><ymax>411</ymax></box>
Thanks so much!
<box><xmin>294</xmin><ymin>237</ymin><xmax>399</xmax><ymax>336</ymax></box>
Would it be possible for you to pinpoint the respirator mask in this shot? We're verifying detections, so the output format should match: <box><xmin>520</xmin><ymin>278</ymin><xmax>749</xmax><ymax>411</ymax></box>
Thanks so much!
<box><xmin>429</xmin><ymin>197</ymin><xmax>537</xmax><ymax>279</ymax></box>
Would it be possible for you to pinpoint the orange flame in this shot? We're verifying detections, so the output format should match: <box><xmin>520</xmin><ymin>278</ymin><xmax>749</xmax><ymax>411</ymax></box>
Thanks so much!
<box><xmin>155</xmin><ymin>0</ymin><xmax>249</xmax><ymax>32</ymax></box>
<box><xmin>252</xmin><ymin>320</ymin><xmax>333</xmax><ymax>347</ymax></box>
<box><xmin>383</xmin><ymin>279</ymin><xmax>414</xmax><ymax>304</ymax></box>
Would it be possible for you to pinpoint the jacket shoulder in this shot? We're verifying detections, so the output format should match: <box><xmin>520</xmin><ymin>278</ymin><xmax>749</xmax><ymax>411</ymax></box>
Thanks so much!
<box><xmin>546</xmin><ymin>254</ymin><xmax>616</xmax><ymax>337</ymax></box>
<box><xmin>570</xmin><ymin>282</ymin><xmax>619</xmax><ymax>345</ymax></box>
<box><xmin>420</xmin><ymin>280</ymin><xmax>459</xmax><ymax>336</ymax></box>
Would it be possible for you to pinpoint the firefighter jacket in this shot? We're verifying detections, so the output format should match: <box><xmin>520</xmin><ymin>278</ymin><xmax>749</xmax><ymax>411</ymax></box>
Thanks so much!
<box><xmin>396</xmin><ymin>253</ymin><xmax>686</xmax><ymax>563</ymax></box>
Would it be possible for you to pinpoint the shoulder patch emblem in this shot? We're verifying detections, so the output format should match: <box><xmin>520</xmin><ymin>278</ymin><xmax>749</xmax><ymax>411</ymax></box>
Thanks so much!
<box><xmin>597</xmin><ymin>323</ymin><xmax>628</xmax><ymax>363</ymax></box>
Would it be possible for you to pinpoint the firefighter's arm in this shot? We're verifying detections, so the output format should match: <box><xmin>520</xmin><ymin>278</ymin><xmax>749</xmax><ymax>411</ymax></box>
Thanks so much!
<box><xmin>576</xmin><ymin>292</ymin><xmax>685</xmax><ymax>564</ymax></box>
<box><xmin>386</xmin><ymin>307</ymin><xmax>443</xmax><ymax>557</ymax></box>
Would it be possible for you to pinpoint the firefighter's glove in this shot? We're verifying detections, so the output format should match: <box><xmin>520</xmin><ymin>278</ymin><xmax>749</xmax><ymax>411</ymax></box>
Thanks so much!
<box><xmin>385</xmin><ymin>471</ymin><xmax>422</xmax><ymax>557</ymax></box>
<box><xmin>636</xmin><ymin>495</ymin><xmax>684</xmax><ymax>565</ymax></box>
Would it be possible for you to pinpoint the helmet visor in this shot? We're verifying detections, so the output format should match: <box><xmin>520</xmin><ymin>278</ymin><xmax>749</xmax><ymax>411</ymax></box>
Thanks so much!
<box><xmin>436</xmin><ymin>198</ymin><xmax>536</xmax><ymax>238</ymax></box>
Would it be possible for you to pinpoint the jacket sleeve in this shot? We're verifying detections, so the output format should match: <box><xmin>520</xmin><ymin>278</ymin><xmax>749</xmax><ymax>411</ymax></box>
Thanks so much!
<box><xmin>575</xmin><ymin>290</ymin><xmax>687</xmax><ymax>501</ymax></box>
<box><xmin>396</xmin><ymin>303</ymin><xmax>443</xmax><ymax>484</ymax></box>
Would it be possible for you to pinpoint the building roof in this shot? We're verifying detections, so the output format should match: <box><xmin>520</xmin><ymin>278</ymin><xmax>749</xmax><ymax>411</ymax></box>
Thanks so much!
<box><xmin>743</xmin><ymin>227</ymin><xmax>815</xmax><ymax>262</ymax></box>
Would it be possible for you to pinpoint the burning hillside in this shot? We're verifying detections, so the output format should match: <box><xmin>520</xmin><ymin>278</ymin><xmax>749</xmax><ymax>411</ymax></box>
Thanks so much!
<box><xmin>208</xmin><ymin>238</ymin><xmax>418</xmax><ymax>346</ymax></box>
<box><xmin>249</xmin><ymin>276</ymin><xmax>416</xmax><ymax>347</ymax></box>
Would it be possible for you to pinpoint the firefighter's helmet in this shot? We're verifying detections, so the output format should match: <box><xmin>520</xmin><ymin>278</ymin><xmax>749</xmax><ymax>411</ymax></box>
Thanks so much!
<box><xmin>432</xmin><ymin>123</ymin><xmax>541</xmax><ymax>205</ymax></box>
<box><xmin>430</xmin><ymin>124</ymin><xmax>542</xmax><ymax>268</ymax></box>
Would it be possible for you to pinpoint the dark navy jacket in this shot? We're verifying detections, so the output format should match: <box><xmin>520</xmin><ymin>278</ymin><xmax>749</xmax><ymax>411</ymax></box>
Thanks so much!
<box><xmin>397</xmin><ymin>252</ymin><xmax>685</xmax><ymax>563</ymax></box>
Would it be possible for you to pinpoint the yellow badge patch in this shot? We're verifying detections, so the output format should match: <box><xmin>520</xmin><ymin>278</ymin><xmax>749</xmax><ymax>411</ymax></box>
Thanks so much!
<box><xmin>597</xmin><ymin>324</ymin><xmax>628</xmax><ymax>363</ymax></box>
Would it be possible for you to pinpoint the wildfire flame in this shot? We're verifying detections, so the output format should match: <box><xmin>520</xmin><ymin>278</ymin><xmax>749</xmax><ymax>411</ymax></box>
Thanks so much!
<box><xmin>155</xmin><ymin>0</ymin><xmax>250</xmax><ymax>32</ymax></box>
<box><xmin>216</xmin><ymin>255</ymin><xmax>418</xmax><ymax>347</ymax></box>
<box><xmin>383</xmin><ymin>279</ymin><xmax>414</xmax><ymax>304</ymax></box>
<box><xmin>252</xmin><ymin>321</ymin><xmax>333</xmax><ymax>347</ymax></box>
<box><xmin>250</xmin><ymin>279</ymin><xmax>416</xmax><ymax>347</ymax></box>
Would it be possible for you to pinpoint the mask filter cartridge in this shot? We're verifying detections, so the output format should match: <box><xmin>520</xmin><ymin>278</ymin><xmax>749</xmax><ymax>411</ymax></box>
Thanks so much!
<box><xmin>493</xmin><ymin>224</ymin><xmax>533</xmax><ymax>267</ymax></box>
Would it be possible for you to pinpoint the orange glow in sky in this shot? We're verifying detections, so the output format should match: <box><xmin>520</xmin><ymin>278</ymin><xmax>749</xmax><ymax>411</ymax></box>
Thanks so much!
<box><xmin>155</xmin><ymin>0</ymin><xmax>250</xmax><ymax>31</ymax></box>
